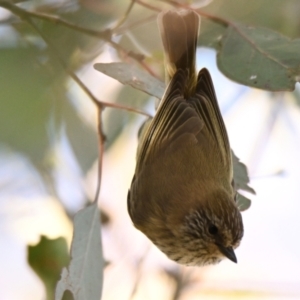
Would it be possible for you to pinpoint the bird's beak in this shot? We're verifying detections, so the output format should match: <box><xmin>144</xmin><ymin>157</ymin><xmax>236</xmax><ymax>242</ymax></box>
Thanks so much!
<box><xmin>217</xmin><ymin>244</ymin><xmax>237</xmax><ymax>263</ymax></box>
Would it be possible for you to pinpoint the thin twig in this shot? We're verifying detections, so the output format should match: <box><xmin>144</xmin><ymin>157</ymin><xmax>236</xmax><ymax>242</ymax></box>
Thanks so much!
<box><xmin>136</xmin><ymin>0</ymin><xmax>228</xmax><ymax>27</ymax></box>
<box><xmin>0</xmin><ymin>0</ymin><xmax>157</xmax><ymax>73</ymax></box>
<box><xmin>135</xmin><ymin>0</ymin><xmax>161</xmax><ymax>12</ymax></box>
<box><xmin>112</xmin><ymin>0</ymin><xmax>136</xmax><ymax>31</ymax></box>
<box><xmin>157</xmin><ymin>0</ymin><xmax>190</xmax><ymax>9</ymax></box>
<box><xmin>19</xmin><ymin>15</ymin><xmax>150</xmax><ymax>205</ymax></box>
<box><xmin>94</xmin><ymin>108</ymin><xmax>105</xmax><ymax>203</ymax></box>
<box><xmin>0</xmin><ymin>0</ymin><xmax>111</xmax><ymax>38</ymax></box>
<box><xmin>196</xmin><ymin>9</ymin><xmax>229</xmax><ymax>26</ymax></box>
<box><xmin>157</xmin><ymin>0</ymin><xmax>229</xmax><ymax>26</ymax></box>
<box><xmin>115</xmin><ymin>13</ymin><xmax>157</xmax><ymax>35</ymax></box>
<box><xmin>103</xmin><ymin>101</ymin><xmax>152</xmax><ymax>118</ymax></box>
<box><xmin>163</xmin><ymin>0</ymin><xmax>288</xmax><ymax>71</ymax></box>
<box><xmin>0</xmin><ymin>1</ymin><xmax>152</xmax><ymax>117</ymax></box>
<box><xmin>21</xmin><ymin>15</ymin><xmax>102</xmax><ymax>105</ymax></box>
<box><xmin>0</xmin><ymin>0</ymin><xmax>231</xmax><ymax>80</ymax></box>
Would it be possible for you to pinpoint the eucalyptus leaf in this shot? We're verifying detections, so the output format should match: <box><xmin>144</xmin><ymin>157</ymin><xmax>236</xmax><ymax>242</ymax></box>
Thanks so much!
<box><xmin>55</xmin><ymin>202</ymin><xmax>103</xmax><ymax>300</ymax></box>
<box><xmin>292</xmin><ymin>86</ymin><xmax>300</xmax><ymax>108</ymax></box>
<box><xmin>94</xmin><ymin>62</ymin><xmax>165</xmax><ymax>98</ymax></box>
<box><xmin>28</xmin><ymin>236</ymin><xmax>69</xmax><ymax>300</ymax></box>
<box><xmin>204</xmin><ymin>0</ymin><xmax>300</xmax><ymax>38</ymax></box>
<box><xmin>232</xmin><ymin>151</ymin><xmax>254</xmax><ymax>211</ymax></box>
<box><xmin>198</xmin><ymin>18</ymin><xmax>226</xmax><ymax>50</ymax></box>
<box><xmin>218</xmin><ymin>23</ymin><xmax>300</xmax><ymax>91</ymax></box>
<box><xmin>236</xmin><ymin>192</ymin><xmax>251</xmax><ymax>212</ymax></box>
<box><xmin>232</xmin><ymin>151</ymin><xmax>255</xmax><ymax>195</ymax></box>
<box><xmin>63</xmin><ymin>100</ymin><xmax>98</xmax><ymax>173</ymax></box>
<box><xmin>62</xmin><ymin>290</ymin><xmax>75</xmax><ymax>300</ymax></box>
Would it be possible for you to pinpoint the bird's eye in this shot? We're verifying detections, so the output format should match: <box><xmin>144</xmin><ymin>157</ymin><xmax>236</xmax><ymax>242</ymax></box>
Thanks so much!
<box><xmin>208</xmin><ymin>225</ymin><xmax>218</xmax><ymax>235</ymax></box>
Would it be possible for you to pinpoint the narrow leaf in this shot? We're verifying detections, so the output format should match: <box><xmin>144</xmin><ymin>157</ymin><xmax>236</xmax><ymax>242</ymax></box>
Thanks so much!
<box><xmin>63</xmin><ymin>100</ymin><xmax>98</xmax><ymax>173</ymax></box>
<box><xmin>236</xmin><ymin>193</ymin><xmax>251</xmax><ymax>212</ymax></box>
<box><xmin>94</xmin><ymin>62</ymin><xmax>165</xmax><ymax>99</ymax></box>
<box><xmin>55</xmin><ymin>202</ymin><xmax>103</xmax><ymax>300</ymax></box>
<box><xmin>198</xmin><ymin>19</ymin><xmax>226</xmax><ymax>50</ymax></box>
<box><xmin>28</xmin><ymin>236</ymin><xmax>69</xmax><ymax>300</ymax></box>
<box><xmin>232</xmin><ymin>151</ymin><xmax>255</xmax><ymax>195</ymax></box>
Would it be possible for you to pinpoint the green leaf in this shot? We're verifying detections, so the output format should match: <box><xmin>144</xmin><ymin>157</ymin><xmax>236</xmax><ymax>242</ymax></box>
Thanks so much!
<box><xmin>218</xmin><ymin>23</ymin><xmax>300</xmax><ymax>91</ymax></box>
<box><xmin>94</xmin><ymin>62</ymin><xmax>165</xmax><ymax>98</ymax></box>
<box><xmin>236</xmin><ymin>193</ymin><xmax>251</xmax><ymax>212</ymax></box>
<box><xmin>232</xmin><ymin>151</ymin><xmax>254</xmax><ymax>211</ymax></box>
<box><xmin>0</xmin><ymin>48</ymin><xmax>54</xmax><ymax>162</ymax></box>
<box><xmin>232</xmin><ymin>151</ymin><xmax>255</xmax><ymax>195</ymax></box>
<box><xmin>62</xmin><ymin>290</ymin><xmax>75</xmax><ymax>300</ymax></box>
<box><xmin>28</xmin><ymin>236</ymin><xmax>69</xmax><ymax>300</ymax></box>
<box><xmin>55</xmin><ymin>202</ymin><xmax>103</xmax><ymax>300</ymax></box>
<box><xmin>292</xmin><ymin>84</ymin><xmax>300</xmax><ymax>108</ymax></box>
<box><xmin>198</xmin><ymin>18</ymin><xmax>226</xmax><ymax>50</ymax></box>
<box><xmin>63</xmin><ymin>100</ymin><xmax>98</xmax><ymax>173</ymax></box>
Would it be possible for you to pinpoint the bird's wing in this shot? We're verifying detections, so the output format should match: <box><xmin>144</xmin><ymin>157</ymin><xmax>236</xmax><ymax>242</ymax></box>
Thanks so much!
<box><xmin>136</xmin><ymin>68</ymin><xmax>232</xmax><ymax>176</ymax></box>
<box><xmin>189</xmin><ymin>68</ymin><xmax>232</xmax><ymax>172</ymax></box>
<box><xmin>136</xmin><ymin>69</ymin><xmax>203</xmax><ymax>171</ymax></box>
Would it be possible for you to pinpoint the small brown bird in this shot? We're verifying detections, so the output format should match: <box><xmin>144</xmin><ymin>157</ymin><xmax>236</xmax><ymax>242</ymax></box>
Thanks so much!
<box><xmin>127</xmin><ymin>9</ymin><xmax>244</xmax><ymax>266</ymax></box>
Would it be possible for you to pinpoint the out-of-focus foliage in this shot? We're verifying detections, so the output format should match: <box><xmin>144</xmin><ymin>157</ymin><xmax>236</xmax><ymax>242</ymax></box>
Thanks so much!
<box><xmin>232</xmin><ymin>151</ymin><xmax>255</xmax><ymax>194</ymax></box>
<box><xmin>1</xmin><ymin>0</ymin><xmax>300</xmax><ymax>168</ymax></box>
<box><xmin>1</xmin><ymin>0</ymin><xmax>300</xmax><ymax>299</ymax></box>
<box><xmin>28</xmin><ymin>236</ymin><xmax>69</xmax><ymax>300</ymax></box>
<box><xmin>232</xmin><ymin>151</ymin><xmax>255</xmax><ymax>211</ymax></box>
<box><xmin>205</xmin><ymin>0</ymin><xmax>300</xmax><ymax>38</ymax></box>
<box><xmin>0</xmin><ymin>6</ymin><xmax>106</xmax><ymax>171</ymax></box>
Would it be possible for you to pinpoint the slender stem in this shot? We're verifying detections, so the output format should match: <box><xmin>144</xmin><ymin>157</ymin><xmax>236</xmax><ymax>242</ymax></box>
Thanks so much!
<box><xmin>158</xmin><ymin>0</ymin><xmax>229</xmax><ymax>26</ymax></box>
<box><xmin>0</xmin><ymin>1</ymin><xmax>151</xmax><ymax>117</ymax></box>
<box><xmin>112</xmin><ymin>0</ymin><xmax>136</xmax><ymax>31</ymax></box>
<box><xmin>135</xmin><ymin>0</ymin><xmax>161</xmax><ymax>12</ymax></box>
<box><xmin>196</xmin><ymin>9</ymin><xmax>229</xmax><ymax>26</ymax></box>
<box><xmin>103</xmin><ymin>101</ymin><xmax>152</xmax><ymax>117</ymax></box>
<box><xmin>21</xmin><ymin>14</ymin><xmax>150</xmax><ymax>206</ymax></box>
<box><xmin>115</xmin><ymin>13</ymin><xmax>157</xmax><ymax>35</ymax></box>
<box><xmin>0</xmin><ymin>0</ymin><xmax>154</xmax><ymax>72</ymax></box>
<box><xmin>94</xmin><ymin>109</ymin><xmax>104</xmax><ymax>203</ymax></box>
<box><xmin>0</xmin><ymin>1</ymin><xmax>111</xmax><ymax>38</ymax></box>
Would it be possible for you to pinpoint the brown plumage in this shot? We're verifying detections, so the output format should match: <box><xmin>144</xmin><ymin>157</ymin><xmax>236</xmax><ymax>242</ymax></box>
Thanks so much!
<box><xmin>127</xmin><ymin>9</ymin><xmax>244</xmax><ymax>266</ymax></box>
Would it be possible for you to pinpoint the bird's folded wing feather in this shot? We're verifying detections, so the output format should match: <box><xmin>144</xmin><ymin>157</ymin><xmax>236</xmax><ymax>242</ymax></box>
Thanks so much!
<box><xmin>136</xmin><ymin>69</ymin><xmax>232</xmax><ymax>174</ymax></box>
<box><xmin>189</xmin><ymin>68</ymin><xmax>232</xmax><ymax>170</ymax></box>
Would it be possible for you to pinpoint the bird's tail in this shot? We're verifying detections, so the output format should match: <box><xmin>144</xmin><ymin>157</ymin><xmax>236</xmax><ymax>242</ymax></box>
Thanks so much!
<box><xmin>158</xmin><ymin>10</ymin><xmax>200</xmax><ymax>97</ymax></box>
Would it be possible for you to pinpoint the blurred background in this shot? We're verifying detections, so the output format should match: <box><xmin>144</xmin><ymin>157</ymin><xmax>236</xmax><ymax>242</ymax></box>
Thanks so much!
<box><xmin>1</xmin><ymin>0</ymin><xmax>300</xmax><ymax>299</ymax></box>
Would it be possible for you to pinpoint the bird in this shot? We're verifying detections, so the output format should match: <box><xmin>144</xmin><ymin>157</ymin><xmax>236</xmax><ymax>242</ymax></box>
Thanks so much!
<box><xmin>127</xmin><ymin>9</ymin><xmax>244</xmax><ymax>266</ymax></box>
